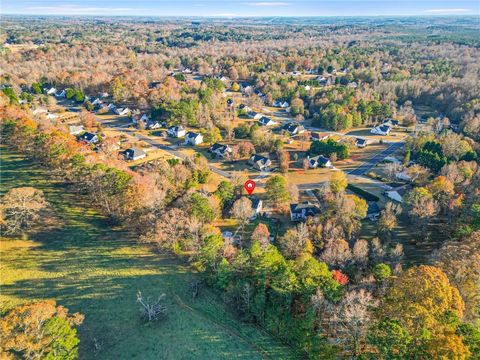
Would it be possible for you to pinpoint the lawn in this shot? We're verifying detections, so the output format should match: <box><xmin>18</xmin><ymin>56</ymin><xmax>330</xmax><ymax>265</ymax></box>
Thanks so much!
<box><xmin>0</xmin><ymin>147</ymin><xmax>298</xmax><ymax>360</ymax></box>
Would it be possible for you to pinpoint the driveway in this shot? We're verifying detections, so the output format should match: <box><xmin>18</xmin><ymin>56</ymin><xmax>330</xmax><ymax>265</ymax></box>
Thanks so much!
<box><xmin>348</xmin><ymin>141</ymin><xmax>404</xmax><ymax>176</ymax></box>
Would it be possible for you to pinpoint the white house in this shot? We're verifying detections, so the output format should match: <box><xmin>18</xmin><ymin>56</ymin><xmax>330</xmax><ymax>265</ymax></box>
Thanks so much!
<box><xmin>356</xmin><ymin>138</ymin><xmax>367</xmax><ymax>148</ymax></box>
<box><xmin>371</xmin><ymin>124</ymin><xmax>391</xmax><ymax>136</ymax></box>
<box><xmin>311</xmin><ymin>132</ymin><xmax>330</xmax><ymax>141</ymax></box>
<box><xmin>395</xmin><ymin>172</ymin><xmax>412</xmax><ymax>181</ymax></box>
<box><xmin>282</xmin><ymin>122</ymin><xmax>305</xmax><ymax>136</ymax></box>
<box><xmin>91</xmin><ymin>98</ymin><xmax>103</xmax><ymax>106</ymax></box>
<box><xmin>308</xmin><ymin>155</ymin><xmax>332</xmax><ymax>169</ymax></box>
<box><xmin>209</xmin><ymin>143</ymin><xmax>232</xmax><ymax>158</ymax></box>
<box><xmin>46</xmin><ymin>87</ymin><xmax>56</xmax><ymax>95</ymax></box>
<box><xmin>249</xmin><ymin>154</ymin><xmax>271</xmax><ymax>171</ymax></box>
<box><xmin>78</xmin><ymin>132</ymin><xmax>99</xmax><ymax>144</ymax></box>
<box><xmin>258</xmin><ymin>116</ymin><xmax>277</xmax><ymax>127</ymax></box>
<box><xmin>123</xmin><ymin>148</ymin><xmax>146</xmax><ymax>161</ymax></box>
<box><xmin>251</xmin><ymin>198</ymin><xmax>263</xmax><ymax>220</ymax></box>
<box><xmin>115</xmin><ymin>107</ymin><xmax>131</xmax><ymax>116</ymax></box>
<box><xmin>304</xmin><ymin>85</ymin><xmax>311</xmax><ymax>91</ymax></box>
<box><xmin>146</xmin><ymin>120</ymin><xmax>162</xmax><ymax>130</ymax></box>
<box><xmin>167</xmin><ymin>125</ymin><xmax>186</xmax><ymax>138</ymax></box>
<box><xmin>248</xmin><ymin>111</ymin><xmax>263</xmax><ymax>120</ymax></box>
<box><xmin>185</xmin><ymin>132</ymin><xmax>203</xmax><ymax>146</ymax></box>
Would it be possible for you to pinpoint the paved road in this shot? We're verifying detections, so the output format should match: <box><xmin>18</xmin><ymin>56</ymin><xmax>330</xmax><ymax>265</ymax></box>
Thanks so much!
<box><xmin>348</xmin><ymin>141</ymin><xmax>404</xmax><ymax>176</ymax></box>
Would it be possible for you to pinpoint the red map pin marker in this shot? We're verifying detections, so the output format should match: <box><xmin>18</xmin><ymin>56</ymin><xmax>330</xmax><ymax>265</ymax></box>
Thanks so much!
<box><xmin>244</xmin><ymin>179</ymin><xmax>256</xmax><ymax>195</ymax></box>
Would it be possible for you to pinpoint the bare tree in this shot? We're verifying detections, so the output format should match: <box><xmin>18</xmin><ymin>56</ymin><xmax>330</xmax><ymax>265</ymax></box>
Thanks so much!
<box><xmin>137</xmin><ymin>291</ymin><xmax>167</xmax><ymax>322</ymax></box>
<box><xmin>0</xmin><ymin>187</ymin><xmax>47</xmax><ymax>234</ymax></box>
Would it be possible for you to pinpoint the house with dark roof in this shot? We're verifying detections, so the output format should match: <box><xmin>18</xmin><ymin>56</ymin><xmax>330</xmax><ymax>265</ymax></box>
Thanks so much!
<box><xmin>184</xmin><ymin>132</ymin><xmax>203</xmax><ymax>146</ymax></box>
<box><xmin>123</xmin><ymin>148</ymin><xmax>146</xmax><ymax>161</ymax></box>
<box><xmin>356</xmin><ymin>138</ymin><xmax>367</xmax><ymax>148</ymax></box>
<box><xmin>282</xmin><ymin>122</ymin><xmax>305</xmax><ymax>136</ymax></box>
<box><xmin>248</xmin><ymin>154</ymin><xmax>271</xmax><ymax>171</ymax></box>
<box><xmin>78</xmin><ymin>132</ymin><xmax>99</xmax><ymax>144</ymax></box>
<box><xmin>371</xmin><ymin>124</ymin><xmax>391</xmax><ymax>136</ymax></box>
<box><xmin>258</xmin><ymin>116</ymin><xmax>277</xmax><ymax>127</ymax></box>
<box><xmin>209</xmin><ymin>143</ymin><xmax>232</xmax><ymax>158</ymax></box>
<box><xmin>248</xmin><ymin>111</ymin><xmax>263</xmax><ymax>120</ymax></box>
<box><xmin>311</xmin><ymin>132</ymin><xmax>330</xmax><ymax>141</ymax></box>
<box><xmin>167</xmin><ymin>125</ymin><xmax>186</xmax><ymax>138</ymax></box>
<box><xmin>251</xmin><ymin>198</ymin><xmax>263</xmax><ymax>219</ymax></box>
<box><xmin>290</xmin><ymin>202</ymin><xmax>321</xmax><ymax>221</ymax></box>
<box><xmin>308</xmin><ymin>155</ymin><xmax>332</xmax><ymax>169</ymax></box>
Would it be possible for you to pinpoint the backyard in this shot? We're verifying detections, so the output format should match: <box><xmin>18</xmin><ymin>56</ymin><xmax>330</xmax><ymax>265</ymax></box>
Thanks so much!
<box><xmin>0</xmin><ymin>147</ymin><xmax>298</xmax><ymax>360</ymax></box>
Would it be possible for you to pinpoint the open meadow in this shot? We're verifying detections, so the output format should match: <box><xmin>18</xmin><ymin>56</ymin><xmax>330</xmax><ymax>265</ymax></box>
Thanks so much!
<box><xmin>0</xmin><ymin>147</ymin><xmax>297</xmax><ymax>360</ymax></box>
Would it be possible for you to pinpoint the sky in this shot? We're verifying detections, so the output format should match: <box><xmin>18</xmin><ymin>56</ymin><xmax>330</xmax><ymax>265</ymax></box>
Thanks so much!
<box><xmin>2</xmin><ymin>0</ymin><xmax>480</xmax><ymax>17</ymax></box>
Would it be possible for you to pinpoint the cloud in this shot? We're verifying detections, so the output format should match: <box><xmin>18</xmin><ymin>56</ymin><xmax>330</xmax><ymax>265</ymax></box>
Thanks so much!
<box><xmin>248</xmin><ymin>2</ymin><xmax>290</xmax><ymax>6</ymax></box>
<box><xmin>424</xmin><ymin>8</ymin><xmax>471</xmax><ymax>14</ymax></box>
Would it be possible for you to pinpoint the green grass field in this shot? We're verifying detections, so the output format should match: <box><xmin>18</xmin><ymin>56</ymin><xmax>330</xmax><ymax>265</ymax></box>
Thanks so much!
<box><xmin>0</xmin><ymin>147</ymin><xmax>298</xmax><ymax>360</ymax></box>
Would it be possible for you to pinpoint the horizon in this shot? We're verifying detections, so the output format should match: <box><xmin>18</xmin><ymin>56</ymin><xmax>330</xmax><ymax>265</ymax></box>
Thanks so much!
<box><xmin>3</xmin><ymin>0</ymin><xmax>480</xmax><ymax>17</ymax></box>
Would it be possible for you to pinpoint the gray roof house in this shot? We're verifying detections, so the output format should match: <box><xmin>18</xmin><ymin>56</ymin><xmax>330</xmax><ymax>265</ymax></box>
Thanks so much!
<box><xmin>249</xmin><ymin>154</ymin><xmax>271</xmax><ymax>171</ymax></box>
<box><xmin>123</xmin><ymin>148</ymin><xmax>146</xmax><ymax>161</ymax></box>
<box><xmin>78</xmin><ymin>132</ymin><xmax>99</xmax><ymax>144</ymax></box>
<box><xmin>308</xmin><ymin>155</ymin><xmax>332</xmax><ymax>168</ymax></box>
<box><xmin>209</xmin><ymin>143</ymin><xmax>232</xmax><ymax>158</ymax></box>
<box><xmin>167</xmin><ymin>125</ymin><xmax>186</xmax><ymax>138</ymax></box>
<box><xmin>258</xmin><ymin>116</ymin><xmax>276</xmax><ymax>127</ymax></box>
<box><xmin>282</xmin><ymin>122</ymin><xmax>305</xmax><ymax>136</ymax></box>
<box><xmin>290</xmin><ymin>202</ymin><xmax>321</xmax><ymax>221</ymax></box>
<box><xmin>185</xmin><ymin>132</ymin><xmax>203</xmax><ymax>145</ymax></box>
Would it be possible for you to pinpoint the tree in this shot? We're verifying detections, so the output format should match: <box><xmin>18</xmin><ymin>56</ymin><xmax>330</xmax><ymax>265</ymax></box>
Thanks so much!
<box><xmin>310</xmin><ymin>139</ymin><xmax>349</xmax><ymax>160</ymax></box>
<box><xmin>405</xmin><ymin>187</ymin><xmax>439</xmax><ymax>227</ymax></box>
<box><xmin>203</xmin><ymin>126</ymin><xmax>222</xmax><ymax>144</ymax></box>
<box><xmin>137</xmin><ymin>291</ymin><xmax>167</xmax><ymax>322</ymax></box>
<box><xmin>0</xmin><ymin>300</ymin><xmax>84</xmax><ymax>360</ymax></box>
<box><xmin>372</xmin><ymin>263</ymin><xmax>392</xmax><ymax>282</ymax></box>
<box><xmin>265</xmin><ymin>175</ymin><xmax>290</xmax><ymax>210</ymax></box>
<box><xmin>329</xmin><ymin>171</ymin><xmax>348</xmax><ymax>194</ymax></box>
<box><xmin>214</xmin><ymin>180</ymin><xmax>234</xmax><ymax>207</ymax></box>
<box><xmin>377</xmin><ymin>202</ymin><xmax>402</xmax><ymax>238</ymax></box>
<box><xmin>290</xmin><ymin>98</ymin><xmax>304</xmax><ymax>115</ymax></box>
<box><xmin>231</xmin><ymin>82</ymin><xmax>240</xmax><ymax>92</ymax></box>
<box><xmin>372</xmin><ymin>265</ymin><xmax>469</xmax><ymax>359</ymax></box>
<box><xmin>231</xmin><ymin>197</ymin><xmax>253</xmax><ymax>242</ymax></box>
<box><xmin>189</xmin><ymin>193</ymin><xmax>218</xmax><ymax>223</ymax></box>
<box><xmin>0</xmin><ymin>187</ymin><xmax>47</xmax><ymax>234</ymax></box>
<box><xmin>251</xmin><ymin>223</ymin><xmax>270</xmax><ymax>249</ymax></box>
<box><xmin>277</xmin><ymin>149</ymin><xmax>290</xmax><ymax>174</ymax></box>
<box><xmin>277</xmin><ymin>223</ymin><xmax>310</xmax><ymax>259</ymax></box>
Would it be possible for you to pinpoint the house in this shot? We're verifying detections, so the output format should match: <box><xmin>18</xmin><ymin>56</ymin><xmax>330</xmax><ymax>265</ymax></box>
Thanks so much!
<box><xmin>185</xmin><ymin>132</ymin><xmax>203</xmax><ymax>146</ymax></box>
<box><xmin>258</xmin><ymin>116</ymin><xmax>277</xmax><ymax>127</ymax></box>
<box><xmin>46</xmin><ymin>87</ymin><xmax>56</xmax><ymax>95</ymax></box>
<box><xmin>55</xmin><ymin>90</ymin><xmax>66</xmax><ymax>98</ymax></box>
<box><xmin>238</xmin><ymin>104</ymin><xmax>252</xmax><ymax>113</ymax></box>
<box><xmin>91</xmin><ymin>98</ymin><xmax>103</xmax><ymax>106</ymax></box>
<box><xmin>308</xmin><ymin>155</ymin><xmax>332</xmax><ymax>168</ymax></box>
<box><xmin>114</xmin><ymin>107</ymin><xmax>131</xmax><ymax>116</ymax></box>
<box><xmin>131</xmin><ymin>113</ymin><xmax>149</xmax><ymax>125</ymax></box>
<box><xmin>282</xmin><ymin>122</ymin><xmax>305</xmax><ymax>136</ymax></box>
<box><xmin>209</xmin><ymin>143</ymin><xmax>232</xmax><ymax>158</ymax></box>
<box><xmin>290</xmin><ymin>202</ymin><xmax>321</xmax><ymax>222</ymax></box>
<box><xmin>167</xmin><ymin>125</ymin><xmax>186</xmax><ymax>138</ymax></box>
<box><xmin>146</xmin><ymin>120</ymin><xmax>162</xmax><ymax>130</ymax></box>
<box><xmin>78</xmin><ymin>132</ymin><xmax>99</xmax><ymax>144</ymax></box>
<box><xmin>108</xmin><ymin>103</ymin><xmax>117</xmax><ymax>112</ymax></box>
<box><xmin>248</xmin><ymin>111</ymin><xmax>263</xmax><ymax>120</ymax></box>
<box><xmin>123</xmin><ymin>148</ymin><xmax>146</xmax><ymax>161</ymax></box>
<box><xmin>68</xmin><ymin>125</ymin><xmax>84</xmax><ymax>135</ymax></box>
<box><xmin>311</xmin><ymin>132</ymin><xmax>330</xmax><ymax>141</ymax></box>
<box><xmin>304</xmin><ymin>85</ymin><xmax>311</xmax><ymax>91</ymax></box>
<box><xmin>371</xmin><ymin>124</ymin><xmax>391</xmax><ymax>136</ymax></box>
<box><xmin>382</xmin><ymin>119</ymin><xmax>399</xmax><ymax>127</ymax></box>
<box><xmin>356</xmin><ymin>138</ymin><xmax>367</xmax><ymax>148</ymax></box>
<box><xmin>46</xmin><ymin>113</ymin><xmax>59</xmax><ymax>119</ymax></box>
<box><xmin>251</xmin><ymin>198</ymin><xmax>263</xmax><ymax>219</ymax></box>
<box><xmin>384</xmin><ymin>190</ymin><xmax>403</xmax><ymax>203</ymax></box>
<box><xmin>273</xmin><ymin>100</ymin><xmax>289</xmax><ymax>108</ymax></box>
<box><xmin>227</xmin><ymin>98</ymin><xmax>234</xmax><ymax>107</ymax></box>
<box><xmin>249</xmin><ymin>154</ymin><xmax>271</xmax><ymax>171</ymax></box>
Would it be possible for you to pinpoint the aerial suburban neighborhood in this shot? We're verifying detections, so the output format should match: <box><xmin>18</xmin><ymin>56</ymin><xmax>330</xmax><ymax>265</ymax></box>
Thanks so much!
<box><xmin>0</xmin><ymin>4</ymin><xmax>479</xmax><ymax>360</ymax></box>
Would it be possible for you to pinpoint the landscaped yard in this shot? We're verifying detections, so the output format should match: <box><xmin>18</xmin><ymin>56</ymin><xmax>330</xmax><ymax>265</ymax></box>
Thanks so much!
<box><xmin>0</xmin><ymin>147</ymin><xmax>298</xmax><ymax>360</ymax></box>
